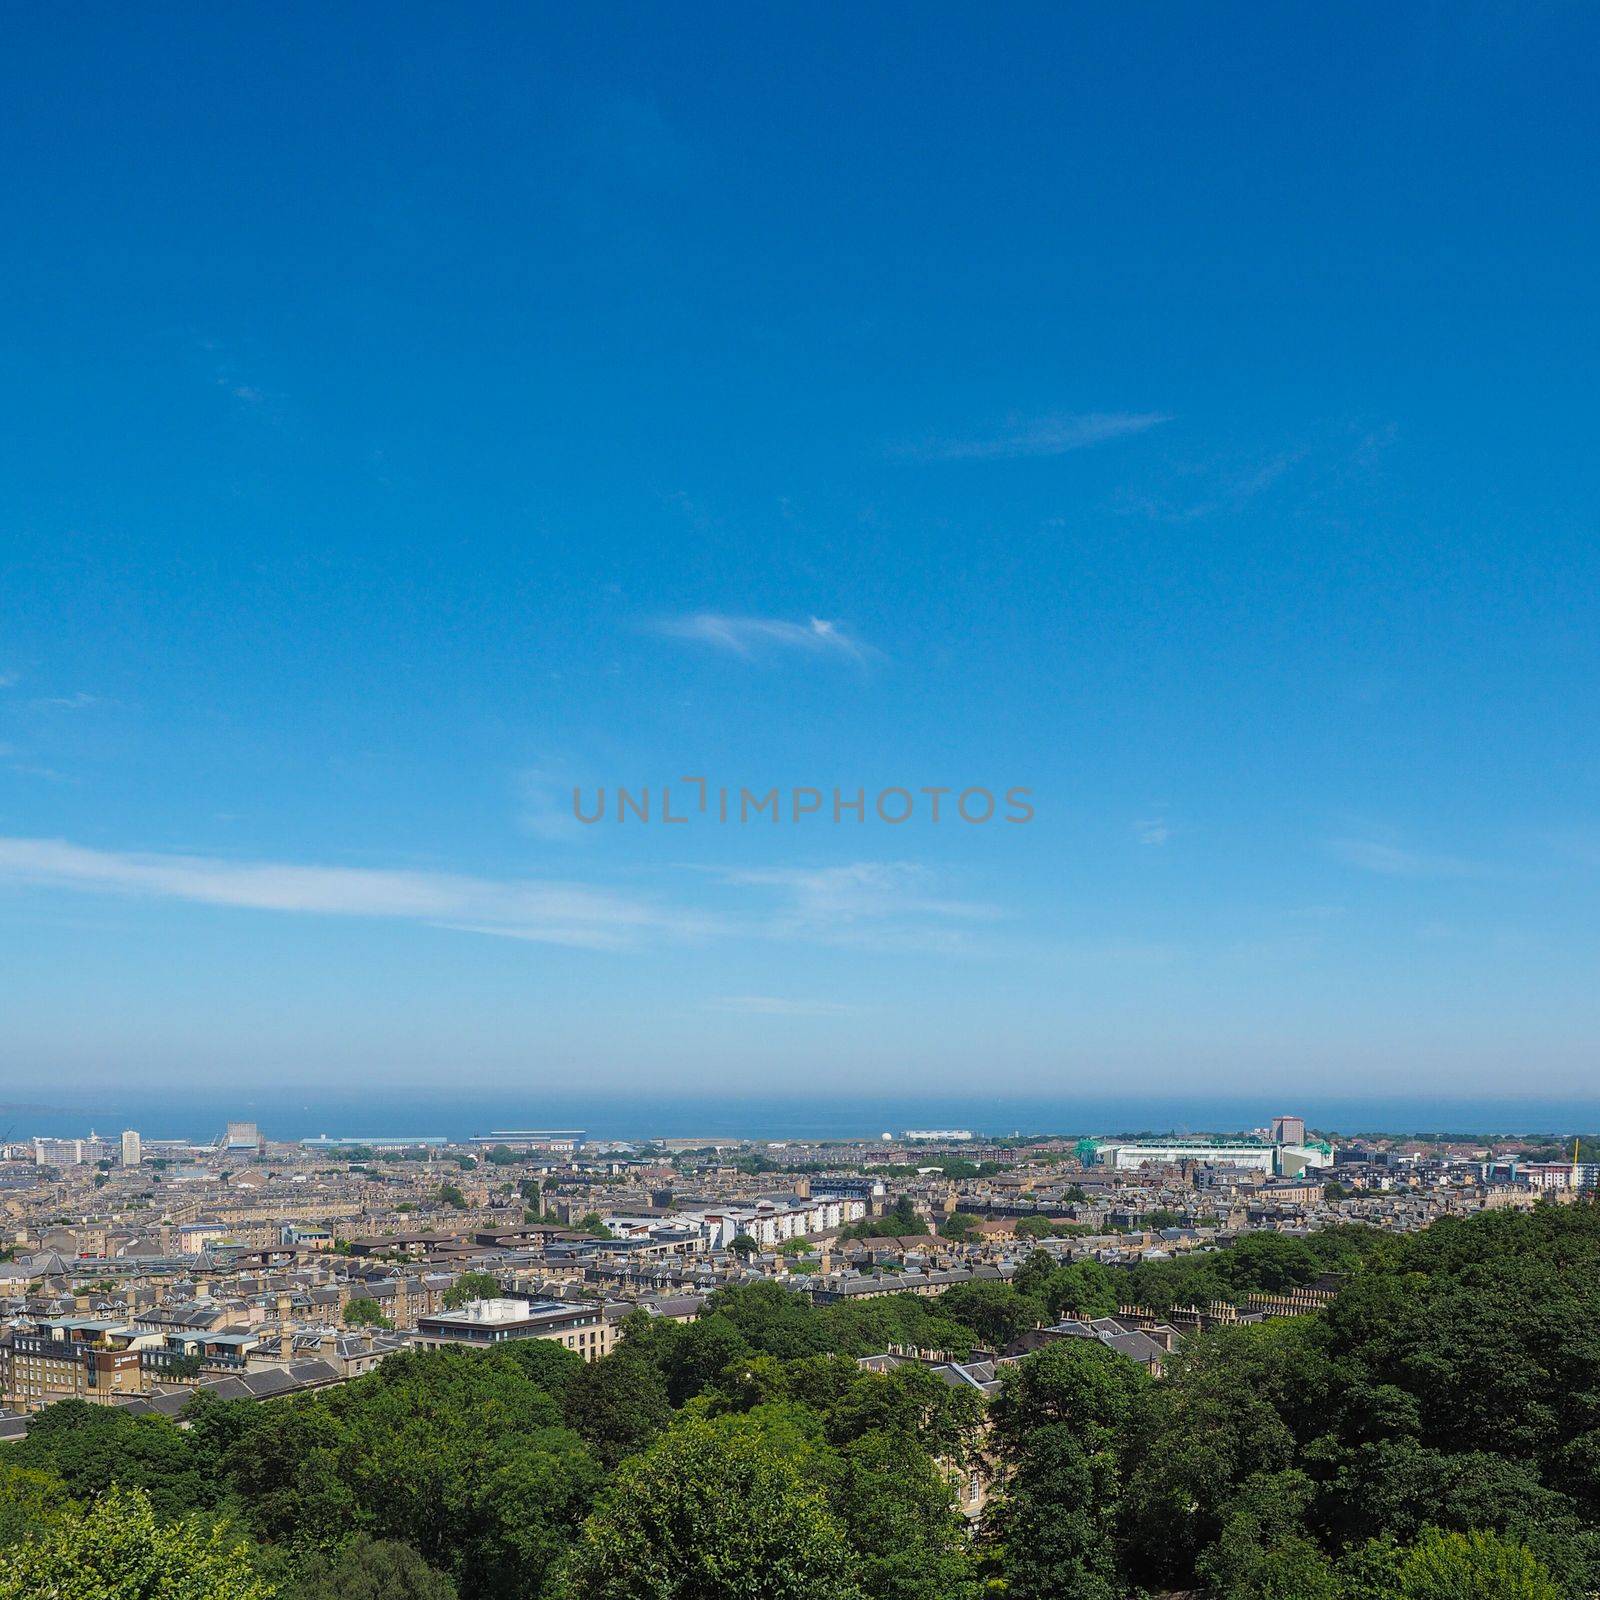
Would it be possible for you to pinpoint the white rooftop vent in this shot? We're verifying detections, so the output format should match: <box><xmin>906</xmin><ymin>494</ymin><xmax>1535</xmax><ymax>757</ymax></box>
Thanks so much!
<box><xmin>460</xmin><ymin>1298</ymin><xmax>532</xmax><ymax>1323</ymax></box>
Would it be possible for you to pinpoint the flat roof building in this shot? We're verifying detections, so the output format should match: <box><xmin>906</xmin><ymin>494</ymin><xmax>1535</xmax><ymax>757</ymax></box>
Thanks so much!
<box><xmin>1088</xmin><ymin>1136</ymin><xmax>1334</xmax><ymax>1176</ymax></box>
<box><xmin>413</xmin><ymin>1297</ymin><xmax>613</xmax><ymax>1362</ymax></box>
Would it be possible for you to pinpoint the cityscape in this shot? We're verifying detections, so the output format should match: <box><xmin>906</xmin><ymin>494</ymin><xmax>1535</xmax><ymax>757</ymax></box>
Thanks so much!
<box><xmin>2</xmin><ymin>1109</ymin><xmax>1593</xmax><ymax>1404</ymax></box>
<box><xmin>5</xmin><ymin>3</ymin><xmax>1600</xmax><ymax>1599</ymax></box>
<box><xmin>3</xmin><ymin>1110</ymin><xmax>1599</xmax><ymax>1595</ymax></box>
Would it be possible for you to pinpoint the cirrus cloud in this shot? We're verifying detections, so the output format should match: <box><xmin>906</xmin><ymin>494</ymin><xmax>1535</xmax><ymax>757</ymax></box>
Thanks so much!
<box><xmin>654</xmin><ymin>613</ymin><xmax>877</xmax><ymax>662</ymax></box>
<box><xmin>896</xmin><ymin>411</ymin><xmax>1171</xmax><ymax>461</ymax></box>
<box><xmin>0</xmin><ymin>837</ymin><xmax>999</xmax><ymax>956</ymax></box>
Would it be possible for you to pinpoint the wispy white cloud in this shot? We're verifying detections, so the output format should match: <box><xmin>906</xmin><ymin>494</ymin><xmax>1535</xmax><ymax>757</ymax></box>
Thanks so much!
<box><xmin>4</xmin><ymin>762</ymin><xmax>73</xmax><ymax>783</ymax></box>
<box><xmin>1113</xmin><ymin>448</ymin><xmax>1305</xmax><ymax>522</ymax></box>
<box><xmin>655</xmin><ymin>613</ymin><xmax>877</xmax><ymax>663</ymax></box>
<box><xmin>1114</xmin><ymin>418</ymin><xmax>1396</xmax><ymax>524</ymax></box>
<box><xmin>197</xmin><ymin>337</ymin><xmax>280</xmax><ymax>413</ymax></box>
<box><xmin>705</xmin><ymin>995</ymin><xmax>858</xmax><ymax>1017</ymax></box>
<box><xmin>32</xmin><ymin>691</ymin><xmax>104</xmax><ymax>710</ymax></box>
<box><xmin>1134</xmin><ymin>815</ymin><xmax>1170</xmax><ymax>847</ymax></box>
<box><xmin>1328</xmin><ymin>837</ymin><xmax>1487</xmax><ymax>880</ymax></box>
<box><xmin>0</xmin><ymin>836</ymin><xmax>699</xmax><ymax>951</ymax></box>
<box><xmin>0</xmin><ymin>838</ymin><xmax>997</xmax><ymax>956</ymax></box>
<box><xmin>899</xmin><ymin>411</ymin><xmax>1171</xmax><ymax>462</ymax></box>
<box><xmin>718</xmin><ymin>861</ymin><xmax>1000</xmax><ymax>951</ymax></box>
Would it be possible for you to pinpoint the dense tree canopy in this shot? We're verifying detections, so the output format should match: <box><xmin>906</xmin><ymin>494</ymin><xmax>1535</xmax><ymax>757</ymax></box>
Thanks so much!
<box><xmin>0</xmin><ymin>1486</ymin><xmax>269</xmax><ymax>1600</ymax></box>
<box><xmin>290</xmin><ymin>1536</ymin><xmax>458</xmax><ymax>1600</ymax></box>
<box><xmin>551</xmin><ymin>1417</ymin><xmax>864</xmax><ymax>1600</ymax></box>
<box><xmin>9</xmin><ymin>1205</ymin><xmax>1600</xmax><ymax>1599</ymax></box>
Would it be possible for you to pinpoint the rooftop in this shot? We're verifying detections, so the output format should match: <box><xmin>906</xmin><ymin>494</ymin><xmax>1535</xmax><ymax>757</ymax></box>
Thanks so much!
<box><xmin>420</xmin><ymin>1296</ymin><xmax>580</xmax><ymax>1327</ymax></box>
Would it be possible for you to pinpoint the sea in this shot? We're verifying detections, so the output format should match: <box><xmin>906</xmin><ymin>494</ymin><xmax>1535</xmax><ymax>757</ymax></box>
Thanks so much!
<box><xmin>5</xmin><ymin>1090</ymin><xmax>1600</xmax><ymax>1145</ymax></box>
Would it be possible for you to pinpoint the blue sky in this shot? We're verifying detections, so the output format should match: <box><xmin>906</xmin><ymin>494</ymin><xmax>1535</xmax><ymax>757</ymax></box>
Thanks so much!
<box><xmin>2</xmin><ymin>3</ymin><xmax>1598</xmax><ymax>1101</ymax></box>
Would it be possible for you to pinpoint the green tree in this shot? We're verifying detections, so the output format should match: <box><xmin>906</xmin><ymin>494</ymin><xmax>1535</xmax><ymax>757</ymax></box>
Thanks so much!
<box><xmin>342</xmin><ymin>1298</ymin><xmax>392</xmax><ymax>1329</ymax></box>
<box><xmin>728</xmin><ymin>1233</ymin><xmax>759</xmax><ymax>1256</ymax></box>
<box><xmin>937</xmin><ymin>1280</ymin><xmax>1044</xmax><ymax>1347</ymax></box>
<box><xmin>562</xmin><ymin>1347</ymin><xmax>673</xmax><ymax>1467</ymax></box>
<box><xmin>441</xmin><ymin>1271</ymin><xmax>502</xmax><ymax>1309</ymax></box>
<box><xmin>14</xmin><ymin>1401</ymin><xmax>223</xmax><ymax>1523</ymax></box>
<box><xmin>658</xmin><ymin>1314</ymin><xmax>755</xmax><ymax>1406</ymax></box>
<box><xmin>291</xmin><ymin>1537</ymin><xmax>456</xmax><ymax>1599</ymax></box>
<box><xmin>705</xmin><ymin>1282</ymin><xmax>833</xmax><ymax>1362</ymax></box>
<box><xmin>1043</xmin><ymin>1260</ymin><xmax>1119</xmax><ymax>1320</ymax></box>
<box><xmin>552</xmin><ymin>1417</ymin><xmax>863</xmax><ymax>1600</ymax></box>
<box><xmin>985</xmin><ymin>1341</ymin><xmax>1151</xmax><ymax>1600</ymax></box>
<box><xmin>1195</xmin><ymin>1471</ymin><xmax>1340</xmax><ymax>1600</ymax></box>
<box><xmin>939</xmin><ymin>1212</ymin><xmax>982</xmax><ymax>1242</ymax></box>
<box><xmin>0</xmin><ymin>1461</ymin><xmax>72</xmax><ymax>1549</ymax></box>
<box><xmin>820</xmin><ymin>1360</ymin><xmax>985</xmax><ymax>1463</ymax></box>
<box><xmin>490</xmin><ymin>1335</ymin><xmax>585</xmax><ymax>1395</ymax></box>
<box><xmin>0</xmin><ymin>1485</ymin><xmax>271</xmax><ymax>1600</ymax></box>
<box><xmin>1340</xmin><ymin>1527</ymin><xmax>1563</xmax><ymax>1600</ymax></box>
<box><xmin>825</xmin><ymin>1429</ymin><xmax>979</xmax><ymax>1600</ymax></box>
<box><xmin>1119</xmin><ymin>1321</ymin><xmax>1310</xmax><ymax>1590</ymax></box>
<box><xmin>1012</xmin><ymin>1249</ymin><xmax>1055</xmax><ymax>1301</ymax></box>
<box><xmin>462</xmin><ymin>1434</ymin><xmax>604</xmax><ymax>1600</ymax></box>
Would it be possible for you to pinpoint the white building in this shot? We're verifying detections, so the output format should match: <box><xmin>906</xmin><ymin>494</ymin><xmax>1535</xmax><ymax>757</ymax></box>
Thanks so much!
<box><xmin>1092</xmin><ymin>1137</ymin><xmax>1334</xmax><ymax>1176</ymax></box>
<box><xmin>120</xmin><ymin>1130</ymin><xmax>142</xmax><ymax>1167</ymax></box>
<box><xmin>33</xmin><ymin>1138</ymin><xmax>86</xmax><ymax>1167</ymax></box>
<box><xmin>607</xmin><ymin>1193</ymin><xmax>868</xmax><ymax>1251</ymax></box>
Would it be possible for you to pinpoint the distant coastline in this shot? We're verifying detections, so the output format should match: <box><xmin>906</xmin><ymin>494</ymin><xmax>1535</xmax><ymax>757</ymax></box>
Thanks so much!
<box><xmin>11</xmin><ymin>1091</ymin><xmax>1600</xmax><ymax>1145</ymax></box>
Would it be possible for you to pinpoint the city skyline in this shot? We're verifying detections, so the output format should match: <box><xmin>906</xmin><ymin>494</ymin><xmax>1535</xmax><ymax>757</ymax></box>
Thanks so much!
<box><xmin>4</xmin><ymin>4</ymin><xmax>1600</xmax><ymax>1098</ymax></box>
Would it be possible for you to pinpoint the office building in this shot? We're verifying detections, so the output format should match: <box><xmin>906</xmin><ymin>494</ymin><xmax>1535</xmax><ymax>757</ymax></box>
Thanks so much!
<box><xmin>413</xmin><ymin>1298</ymin><xmax>613</xmax><ymax>1362</ymax></box>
